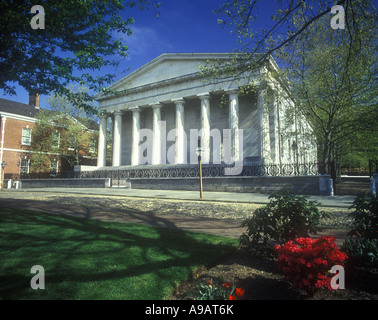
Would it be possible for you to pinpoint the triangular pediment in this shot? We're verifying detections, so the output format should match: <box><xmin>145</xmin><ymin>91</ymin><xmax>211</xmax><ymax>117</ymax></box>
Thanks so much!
<box><xmin>102</xmin><ymin>53</ymin><xmax>233</xmax><ymax>94</ymax></box>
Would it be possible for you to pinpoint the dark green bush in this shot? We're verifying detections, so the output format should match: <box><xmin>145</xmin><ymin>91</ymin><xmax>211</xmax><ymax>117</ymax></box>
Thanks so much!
<box><xmin>240</xmin><ymin>190</ymin><xmax>326</xmax><ymax>253</ymax></box>
<box><xmin>342</xmin><ymin>192</ymin><xmax>378</xmax><ymax>264</ymax></box>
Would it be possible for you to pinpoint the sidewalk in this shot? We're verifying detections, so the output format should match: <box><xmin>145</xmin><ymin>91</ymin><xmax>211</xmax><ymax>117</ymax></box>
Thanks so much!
<box><xmin>1</xmin><ymin>187</ymin><xmax>356</xmax><ymax>208</ymax></box>
<box><xmin>0</xmin><ymin>188</ymin><xmax>353</xmax><ymax>244</ymax></box>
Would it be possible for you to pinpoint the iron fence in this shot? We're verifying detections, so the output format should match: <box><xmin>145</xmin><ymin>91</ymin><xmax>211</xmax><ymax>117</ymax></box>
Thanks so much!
<box><xmin>5</xmin><ymin>162</ymin><xmax>320</xmax><ymax>181</ymax></box>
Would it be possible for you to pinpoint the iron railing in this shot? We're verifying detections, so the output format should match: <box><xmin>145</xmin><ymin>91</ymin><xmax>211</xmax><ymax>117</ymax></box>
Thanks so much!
<box><xmin>6</xmin><ymin>162</ymin><xmax>320</xmax><ymax>181</ymax></box>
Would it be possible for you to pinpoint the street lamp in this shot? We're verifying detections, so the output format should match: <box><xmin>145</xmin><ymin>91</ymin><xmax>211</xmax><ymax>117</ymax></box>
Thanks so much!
<box><xmin>291</xmin><ymin>141</ymin><xmax>298</xmax><ymax>175</ymax></box>
<box><xmin>195</xmin><ymin>138</ymin><xmax>204</xmax><ymax>199</ymax></box>
<box><xmin>1</xmin><ymin>161</ymin><xmax>6</xmax><ymax>191</ymax></box>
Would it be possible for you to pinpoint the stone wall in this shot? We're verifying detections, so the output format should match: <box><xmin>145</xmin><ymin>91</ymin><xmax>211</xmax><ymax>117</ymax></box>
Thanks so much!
<box><xmin>18</xmin><ymin>178</ymin><xmax>111</xmax><ymax>189</ymax></box>
<box><xmin>129</xmin><ymin>175</ymin><xmax>332</xmax><ymax>195</ymax></box>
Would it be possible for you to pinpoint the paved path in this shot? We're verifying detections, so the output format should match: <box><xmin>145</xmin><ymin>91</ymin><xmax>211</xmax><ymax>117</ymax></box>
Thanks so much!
<box><xmin>0</xmin><ymin>187</ymin><xmax>356</xmax><ymax>207</ymax></box>
<box><xmin>0</xmin><ymin>188</ymin><xmax>353</xmax><ymax>244</ymax></box>
<box><xmin>0</xmin><ymin>197</ymin><xmax>247</xmax><ymax>239</ymax></box>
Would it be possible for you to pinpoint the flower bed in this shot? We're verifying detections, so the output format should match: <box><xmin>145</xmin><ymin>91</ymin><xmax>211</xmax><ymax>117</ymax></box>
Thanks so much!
<box><xmin>275</xmin><ymin>236</ymin><xmax>348</xmax><ymax>294</ymax></box>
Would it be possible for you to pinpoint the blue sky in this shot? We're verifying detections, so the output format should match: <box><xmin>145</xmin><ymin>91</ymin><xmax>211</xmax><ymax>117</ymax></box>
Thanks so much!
<box><xmin>2</xmin><ymin>0</ymin><xmax>277</xmax><ymax>108</ymax></box>
<box><xmin>1</xmin><ymin>0</ymin><xmax>244</xmax><ymax>107</ymax></box>
<box><xmin>2</xmin><ymin>0</ymin><xmax>377</xmax><ymax>107</ymax></box>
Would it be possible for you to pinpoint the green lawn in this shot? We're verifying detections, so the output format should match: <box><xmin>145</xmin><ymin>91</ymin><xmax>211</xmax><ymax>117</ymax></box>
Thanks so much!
<box><xmin>0</xmin><ymin>207</ymin><xmax>237</xmax><ymax>300</ymax></box>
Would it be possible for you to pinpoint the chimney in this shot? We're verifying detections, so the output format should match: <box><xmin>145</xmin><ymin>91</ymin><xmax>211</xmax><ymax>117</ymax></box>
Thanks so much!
<box><xmin>29</xmin><ymin>93</ymin><xmax>40</xmax><ymax>109</ymax></box>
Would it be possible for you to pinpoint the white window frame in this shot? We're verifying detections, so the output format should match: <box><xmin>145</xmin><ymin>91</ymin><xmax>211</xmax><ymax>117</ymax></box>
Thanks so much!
<box><xmin>20</xmin><ymin>158</ymin><xmax>30</xmax><ymax>174</ymax></box>
<box><xmin>50</xmin><ymin>160</ymin><xmax>59</xmax><ymax>174</ymax></box>
<box><xmin>68</xmin><ymin>135</ymin><xmax>76</xmax><ymax>150</ymax></box>
<box><xmin>21</xmin><ymin>128</ymin><xmax>32</xmax><ymax>146</ymax></box>
<box><xmin>52</xmin><ymin>131</ymin><xmax>60</xmax><ymax>149</ymax></box>
<box><xmin>89</xmin><ymin>139</ymin><xmax>96</xmax><ymax>153</ymax></box>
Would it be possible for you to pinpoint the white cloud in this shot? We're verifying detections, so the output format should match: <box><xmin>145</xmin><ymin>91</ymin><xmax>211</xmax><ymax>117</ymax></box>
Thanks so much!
<box><xmin>113</xmin><ymin>26</ymin><xmax>172</xmax><ymax>60</ymax></box>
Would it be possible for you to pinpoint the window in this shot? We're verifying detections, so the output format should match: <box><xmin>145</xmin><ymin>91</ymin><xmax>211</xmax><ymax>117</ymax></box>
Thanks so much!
<box><xmin>89</xmin><ymin>139</ymin><xmax>96</xmax><ymax>153</ymax></box>
<box><xmin>50</xmin><ymin>160</ymin><xmax>58</xmax><ymax>175</ymax></box>
<box><xmin>20</xmin><ymin>158</ymin><xmax>30</xmax><ymax>174</ymax></box>
<box><xmin>68</xmin><ymin>135</ymin><xmax>76</xmax><ymax>150</ymax></box>
<box><xmin>22</xmin><ymin>128</ymin><xmax>32</xmax><ymax>146</ymax></box>
<box><xmin>52</xmin><ymin>131</ymin><xmax>60</xmax><ymax>149</ymax></box>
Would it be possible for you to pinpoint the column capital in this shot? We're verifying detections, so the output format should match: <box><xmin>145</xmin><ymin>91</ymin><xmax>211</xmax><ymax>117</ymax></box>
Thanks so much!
<box><xmin>227</xmin><ymin>88</ymin><xmax>239</xmax><ymax>96</ymax></box>
<box><xmin>151</xmin><ymin>103</ymin><xmax>162</xmax><ymax>109</ymax></box>
<box><xmin>130</xmin><ymin>106</ymin><xmax>141</xmax><ymax>113</ymax></box>
<box><xmin>197</xmin><ymin>92</ymin><xmax>211</xmax><ymax>100</ymax></box>
<box><xmin>113</xmin><ymin>110</ymin><xmax>123</xmax><ymax>116</ymax></box>
<box><xmin>173</xmin><ymin>98</ymin><xmax>185</xmax><ymax>106</ymax></box>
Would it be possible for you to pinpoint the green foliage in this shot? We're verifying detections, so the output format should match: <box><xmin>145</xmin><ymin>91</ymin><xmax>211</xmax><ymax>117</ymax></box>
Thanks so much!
<box><xmin>348</xmin><ymin>192</ymin><xmax>378</xmax><ymax>239</ymax></box>
<box><xmin>273</xmin><ymin>1</ymin><xmax>378</xmax><ymax>173</ymax></box>
<box><xmin>342</xmin><ymin>192</ymin><xmax>378</xmax><ymax>264</ymax></box>
<box><xmin>211</xmin><ymin>0</ymin><xmax>378</xmax><ymax>172</ymax></box>
<box><xmin>196</xmin><ymin>279</ymin><xmax>243</xmax><ymax>300</ymax></box>
<box><xmin>45</xmin><ymin>86</ymin><xmax>98</xmax><ymax>167</ymax></box>
<box><xmin>0</xmin><ymin>0</ymin><xmax>160</xmax><ymax>113</ymax></box>
<box><xmin>240</xmin><ymin>190</ymin><xmax>326</xmax><ymax>252</ymax></box>
<box><xmin>30</xmin><ymin>109</ymin><xmax>56</xmax><ymax>173</ymax></box>
<box><xmin>342</xmin><ymin>236</ymin><xmax>377</xmax><ymax>264</ymax></box>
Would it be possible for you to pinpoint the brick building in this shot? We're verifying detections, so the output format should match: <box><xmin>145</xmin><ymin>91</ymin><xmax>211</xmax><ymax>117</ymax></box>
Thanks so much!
<box><xmin>0</xmin><ymin>94</ymin><xmax>98</xmax><ymax>184</ymax></box>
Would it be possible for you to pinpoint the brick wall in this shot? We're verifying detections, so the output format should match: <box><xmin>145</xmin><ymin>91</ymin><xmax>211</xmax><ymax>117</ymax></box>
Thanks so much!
<box><xmin>0</xmin><ymin>116</ymin><xmax>35</xmax><ymax>174</ymax></box>
<box><xmin>0</xmin><ymin>115</ymin><xmax>97</xmax><ymax>177</ymax></box>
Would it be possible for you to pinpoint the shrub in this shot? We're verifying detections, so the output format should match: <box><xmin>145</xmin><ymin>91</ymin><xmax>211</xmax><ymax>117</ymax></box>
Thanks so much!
<box><xmin>240</xmin><ymin>190</ymin><xmax>327</xmax><ymax>253</ymax></box>
<box><xmin>275</xmin><ymin>236</ymin><xmax>348</xmax><ymax>294</ymax></box>
<box><xmin>342</xmin><ymin>192</ymin><xmax>378</xmax><ymax>264</ymax></box>
<box><xmin>196</xmin><ymin>279</ymin><xmax>244</xmax><ymax>300</ymax></box>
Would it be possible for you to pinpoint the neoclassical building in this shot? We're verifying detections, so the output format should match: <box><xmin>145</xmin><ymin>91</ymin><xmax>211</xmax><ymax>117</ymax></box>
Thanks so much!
<box><xmin>95</xmin><ymin>53</ymin><xmax>317</xmax><ymax>170</ymax></box>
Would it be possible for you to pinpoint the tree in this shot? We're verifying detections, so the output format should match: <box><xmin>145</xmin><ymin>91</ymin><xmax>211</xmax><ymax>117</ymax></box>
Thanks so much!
<box><xmin>207</xmin><ymin>0</ymin><xmax>377</xmax><ymax>182</ymax></box>
<box><xmin>270</xmin><ymin>1</ymin><xmax>377</xmax><ymax>181</ymax></box>
<box><xmin>46</xmin><ymin>84</ymin><xmax>99</xmax><ymax>125</ymax></box>
<box><xmin>30</xmin><ymin>87</ymin><xmax>99</xmax><ymax>173</ymax></box>
<box><xmin>0</xmin><ymin>0</ymin><xmax>160</xmax><ymax>113</ymax></box>
<box><xmin>29</xmin><ymin>109</ymin><xmax>55</xmax><ymax>174</ymax></box>
<box><xmin>212</xmin><ymin>0</ymin><xmax>375</xmax><ymax>75</ymax></box>
<box><xmin>44</xmin><ymin>86</ymin><xmax>99</xmax><ymax>168</ymax></box>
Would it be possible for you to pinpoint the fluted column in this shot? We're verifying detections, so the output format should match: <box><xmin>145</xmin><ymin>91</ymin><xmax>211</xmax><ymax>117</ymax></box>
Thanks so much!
<box><xmin>131</xmin><ymin>107</ymin><xmax>141</xmax><ymax>166</ymax></box>
<box><xmin>174</xmin><ymin>98</ymin><xmax>185</xmax><ymax>164</ymax></box>
<box><xmin>198</xmin><ymin>93</ymin><xmax>211</xmax><ymax>164</ymax></box>
<box><xmin>258</xmin><ymin>86</ymin><xmax>271</xmax><ymax>163</ymax></box>
<box><xmin>112</xmin><ymin>110</ymin><xmax>123</xmax><ymax>166</ymax></box>
<box><xmin>228</xmin><ymin>89</ymin><xmax>240</xmax><ymax>161</ymax></box>
<box><xmin>151</xmin><ymin>103</ymin><xmax>162</xmax><ymax>165</ymax></box>
<box><xmin>97</xmin><ymin>114</ymin><xmax>108</xmax><ymax>167</ymax></box>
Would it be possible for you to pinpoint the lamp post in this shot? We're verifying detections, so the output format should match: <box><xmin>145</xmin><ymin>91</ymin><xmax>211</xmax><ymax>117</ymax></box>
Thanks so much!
<box><xmin>292</xmin><ymin>140</ymin><xmax>298</xmax><ymax>175</ymax></box>
<box><xmin>1</xmin><ymin>161</ymin><xmax>6</xmax><ymax>191</ymax></box>
<box><xmin>195</xmin><ymin>138</ymin><xmax>204</xmax><ymax>199</ymax></box>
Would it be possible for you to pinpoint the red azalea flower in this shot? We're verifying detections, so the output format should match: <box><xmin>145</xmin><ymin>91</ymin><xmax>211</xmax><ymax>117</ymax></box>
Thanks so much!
<box><xmin>235</xmin><ymin>288</ymin><xmax>245</xmax><ymax>296</ymax></box>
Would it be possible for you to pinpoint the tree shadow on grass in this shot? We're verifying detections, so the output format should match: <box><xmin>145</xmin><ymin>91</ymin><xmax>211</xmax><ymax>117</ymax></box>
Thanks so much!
<box><xmin>0</xmin><ymin>204</ymin><xmax>236</xmax><ymax>300</ymax></box>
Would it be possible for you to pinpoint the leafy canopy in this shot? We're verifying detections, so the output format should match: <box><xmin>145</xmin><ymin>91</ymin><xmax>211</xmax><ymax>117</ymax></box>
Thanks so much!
<box><xmin>0</xmin><ymin>0</ymin><xmax>160</xmax><ymax>113</ymax></box>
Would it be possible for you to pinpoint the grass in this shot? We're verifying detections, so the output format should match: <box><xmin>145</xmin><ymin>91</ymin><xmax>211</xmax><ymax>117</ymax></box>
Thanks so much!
<box><xmin>0</xmin><ymin>207</ymin><xmax>237</xmax><ymax>300</ymax></box>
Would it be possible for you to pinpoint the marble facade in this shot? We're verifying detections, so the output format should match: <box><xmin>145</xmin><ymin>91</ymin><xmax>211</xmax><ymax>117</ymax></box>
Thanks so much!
<box><xmin>95</xmin><ymin>53</ymin><xmax>317</xmax><ymax>168</ymax></box>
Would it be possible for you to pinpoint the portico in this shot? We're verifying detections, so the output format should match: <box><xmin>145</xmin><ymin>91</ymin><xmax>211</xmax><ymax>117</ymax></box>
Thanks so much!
<box><xmin>95</xmin><ymin>53</ymin><xmax>317</xmax><ymax>169</ymax></box>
